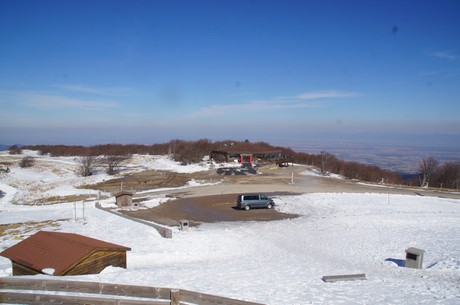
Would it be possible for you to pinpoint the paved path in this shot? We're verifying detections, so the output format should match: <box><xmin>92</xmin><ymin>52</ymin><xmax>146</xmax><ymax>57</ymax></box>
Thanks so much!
<box><xmin>165</xmin><ymin>172</ymin><xmax>460</xmax><ymax>200</ymax></box>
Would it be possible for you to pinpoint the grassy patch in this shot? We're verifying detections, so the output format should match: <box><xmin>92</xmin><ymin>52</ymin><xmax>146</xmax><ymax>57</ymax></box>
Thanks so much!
<box><xmin>78</xmin><ymin>170</ymin><xmax>201</xmax><ymax>192</ymax></box>
<box><xmin>34</xmin><ymin>194</ymin><xmax>95</xmax><ymax>205</ymax></box>
<box><xmin>14</xmin><ymin>194</ymin><xmax>98</xmax><ymax>206</ymax></box>
<box><xmin>0</xmin><ymin>219</ymin><xmax>69</xmax><ymax>241</ymax></box>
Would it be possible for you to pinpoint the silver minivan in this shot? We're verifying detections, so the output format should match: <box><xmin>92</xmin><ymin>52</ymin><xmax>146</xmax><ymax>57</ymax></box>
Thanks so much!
<box><xmin>237</xmin><ymin>194</ymin><xmax>275</xmax><ymax>210</ymax></box>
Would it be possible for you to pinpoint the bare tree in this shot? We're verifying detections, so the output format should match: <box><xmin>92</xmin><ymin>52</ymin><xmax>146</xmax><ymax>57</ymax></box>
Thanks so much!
<box><xmin>167</xmin><ymin>139</ymin><xmax>182</xmax><ymax>157</ymax></box>
<box><xmin>103</xmin><ymin>154</ymin><xmax>131</xmax><ymax>175</ymax></box>
<box><xmin>79</xmin><ymin>155</ymin><xmax>98</xmax><ymax>177</ymax></box>
<box><xmin>320</xmin><ymin>151</ymin><xmax>335</xmax><ymax>175</ymax></box>
<box><xmin>9</xmin><ymin>145</ymin><xmax>22</xmax><ymax>155</ymax></box>
<box><xmin>418</xmin><ymin>156</ymin><xmax>439</xmax><ymax>187</ymax></box>
<box><xmin>19</xmin><ymin>156</ymin><xmax>35</xmax><ymax>168</ymax></box>
<box><xmin>172</xmin><ymin>139</ymin><xmax>213</xmax><ymax>165</ymax></box>
<box><xmin>438</xmin><ymin>161</ymin><xmax>460</xmax><ymax>189</ymax></box>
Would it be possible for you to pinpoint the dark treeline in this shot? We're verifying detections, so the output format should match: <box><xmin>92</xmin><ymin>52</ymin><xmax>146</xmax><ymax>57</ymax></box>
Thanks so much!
<box><xmin>289</xmin><ymin>151</ymin><xmax>404</xmax><ymax>185</ymax></box>
<box><xmin>22</xmin><ymin>143</ymin><xmax>170</xmax><ymax>157</ymax></box>
<box><xmin>21</xmin><ymin>140</ymin><xmax>459</xmax><ymax>189</ymax></box>
<box><xmin>434</xmin><ymin>161</ymin><xmax>460</xmax><ymax>189</ymax></box>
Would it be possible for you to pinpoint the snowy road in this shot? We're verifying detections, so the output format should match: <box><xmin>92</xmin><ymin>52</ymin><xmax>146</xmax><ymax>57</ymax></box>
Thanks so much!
<box><xmin>159</xmin><ymin>170</ymin><xmax>460</xmax><ymax>200</ymax></box>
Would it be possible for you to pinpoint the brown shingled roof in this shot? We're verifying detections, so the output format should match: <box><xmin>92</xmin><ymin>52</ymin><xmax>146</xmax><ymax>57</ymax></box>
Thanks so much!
<box><xmin>0</xmin><ymin>231</ymin><xmax>131</xmax><ymax>276</ymax></box>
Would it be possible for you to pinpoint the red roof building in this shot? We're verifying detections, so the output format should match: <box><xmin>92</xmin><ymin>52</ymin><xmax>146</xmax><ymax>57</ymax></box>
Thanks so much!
<box><xmin>0</xmin><ymin>231</ymin><xmax>131</xmax><ymax>276</ymax></box>
<box><xmin>210</xmin><ymin>142</ymin><xmax>282</xmax><ymax>163</ymax></box>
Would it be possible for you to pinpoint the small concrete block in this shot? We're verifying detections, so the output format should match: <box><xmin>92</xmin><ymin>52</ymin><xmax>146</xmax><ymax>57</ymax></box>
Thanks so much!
<box><xmin>405</xmin><ymin>247</ymin><xmax>425</xmax><ymax>269</ymax></box>
<box><xmin>322</xmin><ymin>273</ymin><xmax>367</xmax><ymax>283</ymax></box>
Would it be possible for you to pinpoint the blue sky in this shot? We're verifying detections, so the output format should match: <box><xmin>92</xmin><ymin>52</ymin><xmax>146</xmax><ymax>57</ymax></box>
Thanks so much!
<box><xmin>1</xmin><ymin>0</ymin><xmax>459</xmax><ymax>146</ymax></box>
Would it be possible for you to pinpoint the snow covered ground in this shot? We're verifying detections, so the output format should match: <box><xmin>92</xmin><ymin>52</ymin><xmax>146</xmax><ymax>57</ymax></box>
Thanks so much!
<box><xmin>0</xmin><ymin>150</ymin><xmax>212</xmax><ymax>206</ymax></box>
<box><xmin>1</xmin><ymin>151</ymin><xmax>459</xmax><ymax>304</ymax></box>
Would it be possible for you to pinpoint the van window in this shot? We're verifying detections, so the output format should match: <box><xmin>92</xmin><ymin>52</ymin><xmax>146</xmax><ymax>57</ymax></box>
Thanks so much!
<box><xmin>244</xmin><ymin>195</ymin><xmax>259</xmax><ymax>200</ymax></box>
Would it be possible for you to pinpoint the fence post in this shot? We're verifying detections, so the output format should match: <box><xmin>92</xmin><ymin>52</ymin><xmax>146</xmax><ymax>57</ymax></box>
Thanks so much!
<box><xmin>170</xmin><ymin>289</ymin><xmax>180</xmax><ymax>305</ymax></box>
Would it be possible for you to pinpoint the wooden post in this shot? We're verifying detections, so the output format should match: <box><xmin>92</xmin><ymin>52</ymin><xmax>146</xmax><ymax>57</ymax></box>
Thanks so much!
<box><xmin>170</xmin><ymin>289</ymin><xmax>180</xmax><ymax>305</ymax></box>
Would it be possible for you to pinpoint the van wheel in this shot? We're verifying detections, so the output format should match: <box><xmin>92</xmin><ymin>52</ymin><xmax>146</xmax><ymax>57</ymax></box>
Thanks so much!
<box><xmin>244</xmin><ymin>205</ymin><xmax>250</xmax><ymax>211</ymax></box>
<box><xmin>267</xmin><ymin>203</ymin><xmax>273</xmax><ymax>209</ymax></box>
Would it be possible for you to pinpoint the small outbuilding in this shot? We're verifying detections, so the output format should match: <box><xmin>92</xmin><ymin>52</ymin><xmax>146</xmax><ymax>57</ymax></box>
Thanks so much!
<box><xmin>0</xmin><ymin>231</ymin><xmax>131</xmax><ymax>276</ymax></box>
<box><xmin>115</xmin><ymin>191</ymin><xmax>134</xmax><ymax>207</ymax></box>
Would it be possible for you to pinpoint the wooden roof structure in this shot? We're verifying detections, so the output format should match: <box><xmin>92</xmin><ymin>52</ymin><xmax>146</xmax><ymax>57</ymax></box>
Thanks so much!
<box><xmin>0</xmin><ymin>231</ymin><xmax>131</xmax><ymax>276</ymax></box>
<box><xmin>211</xmin><ymin>142</ymin><xmax>282</xmax><ymax>162</ymax></box>
<box><xmin>114</xmin><ymin>190</ymin><xmax>134</xmax><ymax>198</ymax></box>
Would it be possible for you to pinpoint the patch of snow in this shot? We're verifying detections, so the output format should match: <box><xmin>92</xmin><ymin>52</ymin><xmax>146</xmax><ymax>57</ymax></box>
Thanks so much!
<box><xmin>141</xmin><ymin>196</ymin><xmax>171</xmax><ymax>209</ymax></box>
<box><xmin>127</xmin><ymin>154</ymin><xmax>210</xmax><ymax>173</ymax></box>
<box><xmin>42</xmin><ymin>268</ymin><xmax>55</xmax><ymax>275</ymax></box>
<box><xmin>300</xmin><ymin>168</ymin><xmax>343</xmax><ymax>179</ymax></box>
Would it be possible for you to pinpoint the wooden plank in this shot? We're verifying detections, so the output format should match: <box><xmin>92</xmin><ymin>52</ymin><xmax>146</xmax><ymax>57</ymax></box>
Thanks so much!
<box><xmin>0</xmin><ymin>278</ymin><xmax>171</xmax><ymax>299</ymax></box>
<box><xmin>100</xmin><ymin>282</ymin><xmax>170</xmax><ymax>299</ymax></box>
<box><xmin>0</xmin><ymin>292</ymin><xmax>170</xmax><ymax>305</ymax></box>
<box><xmin>64</xmin><ymin>250</ymin><xmax>127</xmax><ymax>276</ymax></box>
<box><xmin>180</xmin><ymin>289</ymin><xmax>265</xmax><ymax>305</ymax></box>
<box><xmin>322</xmin><ymin>273</ymin><xmax>367</xmax><ymax>283</ymax></box>
<box><xmin>11</xmin><ymin>261</ymin><xmax>41</xmax><ymax>276</ymax></box>
<box><xmin>0</xmin><ymin>292</ymin><xmax>118</xmax><ymax>305</ymax></box>
<box><xmin>170</xmin><ymin>289</ymin><xmax>180</xmax><ymax>305</ymax></box>
<box><xmin>118</xmin><ymin>301</ymin><xmax>170</xmax><ymax>305</ymax></box>
<box><xmin>0</xmin><ymin>278</ymin><xmax>265</xmax><ymax>305</ymax></box>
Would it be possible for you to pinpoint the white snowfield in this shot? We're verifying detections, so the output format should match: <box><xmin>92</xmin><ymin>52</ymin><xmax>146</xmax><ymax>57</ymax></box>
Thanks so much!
<box><xmin>0</xmin><ymin>151</ymin><xmax>459</xmax><ymax>304</ymax></box>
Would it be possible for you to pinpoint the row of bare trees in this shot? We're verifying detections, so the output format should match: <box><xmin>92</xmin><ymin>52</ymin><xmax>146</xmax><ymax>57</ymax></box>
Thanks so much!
<box><xmin>436</xmin><ymin>161</ymin><xmax>460</xmax><ymax>189</ymax></box>
<box><xmin>416</xmin><ymin>157</ymin><xmax>460</xmax><ymax>189</ymax></box>
<box><xmin>287</xmin><ymin>150</ymin><xmax>403</xmax><ymax>184</ymax></box>
<box><xmin>21</xmin><ymin>141</ymin><xmax>216</xmax><ymax>176</ymax></box>
<box><xmin>19</xmin><ymin>144</ymin><xmax>135</xmax><ymax>176</ymax></box>
<box><xmin>20</xmin><ymin>144</ymin><xmax>169</xmax><ymax>157</ymax></box>
<box><xmin>15</xmin><ymin>141</ymin><xmax>406</xmax><ymax>183</ymax></box>
<box><xmin>18</xmin><ymin>141</ymin><xmax>459</xmax><ymax>188</ymax></box>
<box><xmin>78</xmin><ymin>154</ymin><xmax>132</xmax><ymax>177</ymax></box>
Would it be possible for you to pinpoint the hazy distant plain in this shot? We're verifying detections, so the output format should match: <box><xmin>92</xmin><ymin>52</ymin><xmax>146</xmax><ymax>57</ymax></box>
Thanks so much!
<box><xmin>285</xmin><ymin>141</ymin><xmax>460</xmax><ymax>173</ymax></box>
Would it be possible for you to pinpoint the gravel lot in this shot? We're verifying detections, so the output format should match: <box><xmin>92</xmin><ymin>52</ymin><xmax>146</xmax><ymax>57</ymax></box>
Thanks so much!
<box><xmin>123</xmin><ymin>192</ymin><xmax>299</xmax><ymax>226</ymax></box>
<box><xmin>122</xmin><ymin>164</ymin><xmax>460</xmax><ymax>226</ymax></box>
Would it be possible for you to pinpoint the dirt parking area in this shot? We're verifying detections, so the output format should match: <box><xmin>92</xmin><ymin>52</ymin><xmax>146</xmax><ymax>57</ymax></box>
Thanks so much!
<box><xmin>122</xmin><ymin>193</ymin><xmax>299</xmax><ymax>226</ymax></box>
<box><xmin>106</xmin><ymin>163</ymin><xmax>460</xmax><ymax>227</ymax></box>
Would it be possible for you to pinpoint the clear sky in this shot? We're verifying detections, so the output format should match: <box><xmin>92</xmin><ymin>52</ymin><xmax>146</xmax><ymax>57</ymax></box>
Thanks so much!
<box><xmin>1</xmin><ymin>0</ymin><xmax>459</xmax><ymax>146</ymax></box>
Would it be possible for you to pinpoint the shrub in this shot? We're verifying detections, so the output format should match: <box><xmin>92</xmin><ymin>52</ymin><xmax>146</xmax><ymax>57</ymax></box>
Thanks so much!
<box><xmin>9</xmin><ymin>145</ymin><xmax>22</xmax><ymax>155</ymax></box>
<box><xmin>102</xmin><ymin>154</ymin><xmax>131</xmax><ymax>175</ymax></box>
<box><xmin>19</xmin><ymin>156</ymin><xmax>35</xmax><ymax>168</ymax></box>
<box><xmin>79</xmin><ymin>155</ymin><xmax>98</xmax><ymax>177</ymax></box>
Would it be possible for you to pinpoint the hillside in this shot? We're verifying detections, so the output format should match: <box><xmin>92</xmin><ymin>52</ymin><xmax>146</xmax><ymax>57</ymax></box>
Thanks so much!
<box><xmin>1</xmin><ymin>150</ymin><xmax>460</xmax><ymax>304</ymax></box>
